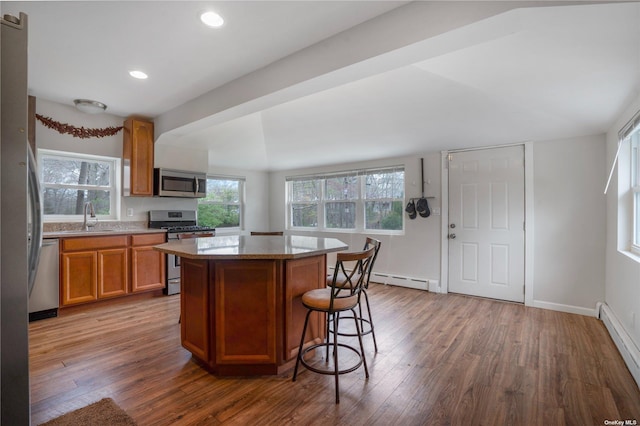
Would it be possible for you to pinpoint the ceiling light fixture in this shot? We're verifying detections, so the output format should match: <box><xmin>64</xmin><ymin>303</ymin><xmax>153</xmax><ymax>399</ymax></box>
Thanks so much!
<box><xmin>129</xmin><ymin>70</ymin><xmax>148</xmax><ymax>80</ymax></box>
<box><xmin>200</xmin><ymin>11</ymin><xmax>224</xmax><ymax>28</ymax></box>
<box><xmin>73</xmin><ymin>99</ymin><xmax>107</xmax><ymax>114</ymax></box>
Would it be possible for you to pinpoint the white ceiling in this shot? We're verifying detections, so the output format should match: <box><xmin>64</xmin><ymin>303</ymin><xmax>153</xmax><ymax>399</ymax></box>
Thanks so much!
<box><xmin>4</xmin><ymin>1</ymin><xmax>640</xmax><ymax>171</ymax></box>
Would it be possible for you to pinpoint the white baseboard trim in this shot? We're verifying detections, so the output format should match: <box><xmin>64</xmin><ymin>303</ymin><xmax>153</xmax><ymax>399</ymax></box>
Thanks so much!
<box><xmin>531</xmin><ymin>300</ymin><xmax>598</xmax><ymax>317</ymax></box>
<box><xmin>600</xmin><ymin>304</ymin><xmax>640</xmax><ymax>389</ymax></box>
<box><xmin>328</xmin><ymin>268</ymin><xmax>431</xmax><ymax>291</ymax></box>
<box><xmin>369</xmin><ymin>272</ymin><xmax>429</xmax><ymax>291</ymax></box>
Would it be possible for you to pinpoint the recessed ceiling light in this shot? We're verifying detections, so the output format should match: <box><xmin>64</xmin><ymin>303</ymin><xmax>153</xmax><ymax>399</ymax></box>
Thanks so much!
<box><xmin>129</xmin><ymin>70</ymin><xmax>148</xmax><ymax>80</ymax></box>
<box><xmin>200</xmin><ymin>11</ymin><xmax>224</xmax><ymax>28</ymax></box>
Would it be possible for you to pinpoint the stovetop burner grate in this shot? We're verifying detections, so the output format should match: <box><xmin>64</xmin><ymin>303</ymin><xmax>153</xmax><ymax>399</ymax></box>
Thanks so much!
<box><xmin>148</xmin><ymin>210</ymin><xmax>215</xmax><ymax>233</ymax></box>
<box><xmin>162</xmin><ymin>225</ymin><xmax>216</xmax><ymax>233</ymax></box>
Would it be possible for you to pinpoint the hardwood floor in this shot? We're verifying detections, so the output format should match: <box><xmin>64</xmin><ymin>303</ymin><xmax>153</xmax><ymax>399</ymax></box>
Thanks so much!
<box><xmin>29</xmin><ymin>284</ymin><xmax>640</xmax><ymax>425</ymax></box>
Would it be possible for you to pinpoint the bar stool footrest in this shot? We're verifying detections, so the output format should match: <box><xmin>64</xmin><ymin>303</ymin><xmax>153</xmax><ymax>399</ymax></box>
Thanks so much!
<box><xmin>299</xmin><ymin>342</ymin><xmax>363</xmax><ymax>376</ymax></box>
<box><xmin>329</xmin><ymin>316</ymin><xmax>374</xmax><ymax>337</ymax></box>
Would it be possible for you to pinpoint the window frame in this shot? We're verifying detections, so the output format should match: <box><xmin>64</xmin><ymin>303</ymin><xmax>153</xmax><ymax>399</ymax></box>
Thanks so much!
<box><xmin>197</xmin><ymin>175</ymin><xmax>245</xmax><ymax>233</ymax></box>
<box><xmin>38</xmin><ymin>149</ymin><xmax>120</xmax><ymax>222</ymax></box>
<box><xmin>631</xmin><ymin>132</ymin><xmax>640</xmax><ymax>255</ymax></box>
<box><xmin>286</xmin><ymin>166</ymin><xmax>405</xmax><ymax>235</ymax></box>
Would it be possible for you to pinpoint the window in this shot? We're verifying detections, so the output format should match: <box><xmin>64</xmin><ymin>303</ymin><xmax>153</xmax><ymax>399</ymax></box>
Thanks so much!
<box><xmin>287</xmin><ymin>166</ymin><xmax>404</xmax><ymax>233</ymax></box>
<box><xmin>325</xmin><ymin>176</ymin><xmax>357</xmax><ymax>229</ymax></box>
<box><xmin>197</xmin><ymin>177</ymin><xmax>244</xmax><ymax>229</ymax></box>
<box><xmin>39</xmin><ymin>149</ymin><xmax>120</xmax><ymax>221</ymax></box>
<box><xmin>615</xmin><ymin>109</ymin><xmax>640</xmax><ymax>257</ymax></box>
<box><xmin>364</xmin><ymin>169</ymin><xmax>404</xmax><ymax>231</ymax></box>
<box><xmin>290</xmin><ymin>180</ymin><xmax>320</xmax><ymax>227</ymax></box>
<box><xmin>632</xmin><ymin>131</ymin><xmax>640</xmax><ymax>254</ymax></box>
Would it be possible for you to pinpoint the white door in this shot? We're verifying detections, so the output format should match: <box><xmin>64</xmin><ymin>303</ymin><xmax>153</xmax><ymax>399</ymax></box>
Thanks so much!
<box><xmin>448</xmin><ymin>146</ymin><xmax>525</xmax><ymax>302</ymax></box>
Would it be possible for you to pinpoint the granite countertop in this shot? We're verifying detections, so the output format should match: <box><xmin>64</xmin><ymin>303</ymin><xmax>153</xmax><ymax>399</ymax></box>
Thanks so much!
<box><xmin>44</xmin><ymin>228</ymin><xmax>167</xmax><ymax>238</ymax></box>
<box><xmin>154</xmin><ymin>235</ymin><xmax>348</xmax><ymax>260</ymax></box>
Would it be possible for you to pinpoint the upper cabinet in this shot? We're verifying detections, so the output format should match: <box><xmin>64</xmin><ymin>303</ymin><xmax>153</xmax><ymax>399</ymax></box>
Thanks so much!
<box><xmin>123</xmin><ymin>118</ymin><xmax>154</xmax><ymax>196</ymax></box>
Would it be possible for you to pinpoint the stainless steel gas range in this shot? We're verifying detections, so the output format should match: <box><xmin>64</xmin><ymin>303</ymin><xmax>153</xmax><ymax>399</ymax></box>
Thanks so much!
<box><xmin>148</xmin><ymin>210</ymin><xmax>215</xmax><ymax>295</ymax></box>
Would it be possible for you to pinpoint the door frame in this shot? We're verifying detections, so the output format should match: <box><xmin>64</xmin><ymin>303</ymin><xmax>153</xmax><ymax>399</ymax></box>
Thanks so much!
<box><xmin>439</xmin><ymin>142</ymin><xmax>534</xmax><ymax>306</ymax></box>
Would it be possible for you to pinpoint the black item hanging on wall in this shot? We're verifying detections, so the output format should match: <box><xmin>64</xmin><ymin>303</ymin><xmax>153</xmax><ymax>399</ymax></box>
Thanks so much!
<box><xmin>417</xmin><ymin>158</ymin><xmax>431</xmax><ymax>218</ymax></box>
<box><xmin>405</xmin><ymin>199</ymin><xmax>417</xmax><ymax>219</ymax></box>
<box><xmin>416</xmin><ymin>197</ymin><xmax>430</xmax><ymax>218</ymax></box>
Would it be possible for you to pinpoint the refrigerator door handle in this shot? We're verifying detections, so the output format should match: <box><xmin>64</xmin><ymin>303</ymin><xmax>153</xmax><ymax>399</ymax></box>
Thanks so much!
<box><xmin>28</xmin><ymin>144</ymin><xmax>43</xmax><ymax>296</ymax></box>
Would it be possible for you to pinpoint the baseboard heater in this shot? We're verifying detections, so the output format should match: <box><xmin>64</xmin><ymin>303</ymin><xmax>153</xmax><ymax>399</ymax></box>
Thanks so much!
<box><xmin>327</xmin><ymin>268</ymin><xmax>430</xmax><ymax>291</ymax></box>
<box><xmin>599</xmin><ymin>303</ymin><xmax>640</xmax><ymax>389</ymax></box>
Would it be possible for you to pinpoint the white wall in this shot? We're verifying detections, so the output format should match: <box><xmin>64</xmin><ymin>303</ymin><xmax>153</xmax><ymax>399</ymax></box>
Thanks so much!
<box><xmin>269</xmin><ymin>153</ymin><xmax>443</xmax><ymax>285</ymax></box>
<box><xmin>268</xmin><ymin>140</ymin><xmax>608</xmax><ymax>311</ymax></box>
<box><xmin>532</xmin><ymin>135</ymin><xmax>606</xmax><ymax>314</ymax></box>
<box><xmin>35</xmin><ymin>98</ymin><xmax>196</xmax><ymax>222</ymax></box>
<box><xmin>35</xmin><ymin>98</ymin><xmax>265</xmax><ymax>229</ymax></box>
<box><xmin>605</xmin><ymin>93</ymin><xmax>640</xmax><ymax>352</ymax></box>
<box><xmin>37</xmin><ymin>97</ymin><xmax>611</xmax><ymax>316</ymax></box>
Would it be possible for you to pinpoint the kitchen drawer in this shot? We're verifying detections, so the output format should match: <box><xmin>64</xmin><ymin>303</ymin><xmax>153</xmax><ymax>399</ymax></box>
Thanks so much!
<box><xmin>62</xmin><ymin>235</ymin><xmax>128</xmax><ymax>251</ymax></box>
<box><xmin>131</xmin><ymin>233</ymin><xmax>166</xmax><ymax>246</ymax></box>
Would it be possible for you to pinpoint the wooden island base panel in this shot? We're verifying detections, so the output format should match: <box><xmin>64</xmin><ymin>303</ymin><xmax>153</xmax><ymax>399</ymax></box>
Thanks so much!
<box><xmin>154</xmin><ymin>235</ymin><xmax>348</xmax><ymax>376</ymax></box>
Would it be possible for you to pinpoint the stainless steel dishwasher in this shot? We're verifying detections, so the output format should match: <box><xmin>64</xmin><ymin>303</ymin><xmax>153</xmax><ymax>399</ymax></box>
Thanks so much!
<box><xmin>28</xmin><ymin>238</ymin><xmax>59</xmax><ymax>322</ymax></box>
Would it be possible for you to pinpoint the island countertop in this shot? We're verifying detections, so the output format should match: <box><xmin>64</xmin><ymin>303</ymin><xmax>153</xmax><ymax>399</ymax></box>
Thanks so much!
<box><xmin>153</xmin><ymin>235</ymin><xmax>348</xmax><ymax>260</ymax></box>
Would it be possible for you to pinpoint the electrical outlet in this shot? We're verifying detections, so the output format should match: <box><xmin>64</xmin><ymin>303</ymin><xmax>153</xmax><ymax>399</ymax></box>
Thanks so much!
<box><xmin>126</xmin><ymin>208</ymin><xmax>133</xmax><ymax>217</ymax></box>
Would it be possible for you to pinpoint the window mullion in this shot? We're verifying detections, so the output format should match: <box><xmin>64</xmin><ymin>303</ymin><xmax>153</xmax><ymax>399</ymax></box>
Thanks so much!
<box><xmin>319</xmin><ymin>179</ymin><xmax>326</xmax><ymax>230</ymax></box>
<box><xmin>356</xmin><ymin>175</ymin><xmax>365</xmax><ymax>232</ymax></box>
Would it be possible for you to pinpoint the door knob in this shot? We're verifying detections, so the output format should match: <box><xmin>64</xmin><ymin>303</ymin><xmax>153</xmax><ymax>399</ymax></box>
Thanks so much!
<box><xmin>449</xmin><ymin>233</ymin><xmax>456</xmax><ymax>239</ymax></box>
<box><xmin>450</xmin><ymin>224</ymin><xmax>456</xmax><ymax>229</ymax></box>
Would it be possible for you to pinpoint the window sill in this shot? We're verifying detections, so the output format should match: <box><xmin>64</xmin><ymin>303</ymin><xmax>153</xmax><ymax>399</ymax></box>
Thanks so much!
<box><xmin>619</xmin><ymin>249</ymin><xmax>640</xmax><ymax>264</ymax></box>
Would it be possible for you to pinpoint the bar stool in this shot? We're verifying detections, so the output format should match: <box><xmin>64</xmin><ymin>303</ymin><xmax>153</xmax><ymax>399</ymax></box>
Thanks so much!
<box><xmin>327</xmin><ymin>237</ymin><xmax>381</xmax><ymax>352</ymax></box>
<box><xmin>292</xmin><ymin>247</ymin><xmax>376</xmax><ymax>403</ymax></box>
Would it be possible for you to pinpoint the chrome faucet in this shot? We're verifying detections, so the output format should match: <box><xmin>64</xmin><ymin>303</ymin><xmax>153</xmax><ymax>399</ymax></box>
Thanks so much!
<box><xmin>83</xmin><ymin>201</ymin><xmax>96</xmax><ymax>231</ymax></box>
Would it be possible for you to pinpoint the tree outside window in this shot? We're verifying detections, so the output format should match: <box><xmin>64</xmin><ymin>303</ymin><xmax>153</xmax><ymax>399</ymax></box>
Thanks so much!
<box><xmin>39</xmin><ymin>150</ymin><xmax>118</xmax><ymax>220</ymax></box>
<box><xmin>325</xmin><ymin>176</ymin><xmax>357</xmax><ymax>229</ymax></box>
<box><xmin>287</xmin><ymin>167</ymin><xmax>404</xmax><ymax>233</ymax></box>
<box><xmin>365</xmin><ymin>170</ymin><xmax>404</xmax><ymax>231</ymax></box>
<box><xmin>290</xmin><ymin>180</ymin><xmax>319</xmax><ymax>227</ymax></box>
<box><xmin>197</xmin><ymin>178</ymin><xmax>243</xmax><ymax>228</ymax></box>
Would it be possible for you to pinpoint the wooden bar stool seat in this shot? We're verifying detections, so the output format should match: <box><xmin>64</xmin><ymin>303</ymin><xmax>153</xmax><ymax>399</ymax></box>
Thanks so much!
<box><xmin>292</xmin><ymin>247</ymin><xmax>376</xmax><ymax>403</ymax></box>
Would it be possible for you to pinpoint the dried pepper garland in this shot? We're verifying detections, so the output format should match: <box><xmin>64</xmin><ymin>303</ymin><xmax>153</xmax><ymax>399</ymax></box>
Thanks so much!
<box><xmin>36</xmin><ymin>114</ymin><xmax>123</xmax><ymax>139</ymax></box>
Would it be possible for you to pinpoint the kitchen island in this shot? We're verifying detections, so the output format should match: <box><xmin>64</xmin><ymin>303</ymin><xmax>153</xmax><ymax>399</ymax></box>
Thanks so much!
<box><xmin>154</xmin><ymin>235</ymin><xmax>348</xmax><ymax>376</ymax></box>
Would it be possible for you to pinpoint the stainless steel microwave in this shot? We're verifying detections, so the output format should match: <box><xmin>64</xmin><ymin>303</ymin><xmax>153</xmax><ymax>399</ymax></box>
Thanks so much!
<box><xmin>153</xmin><ymin>168</ymin><xmax>206</xmax><ymax>198</ymax></box>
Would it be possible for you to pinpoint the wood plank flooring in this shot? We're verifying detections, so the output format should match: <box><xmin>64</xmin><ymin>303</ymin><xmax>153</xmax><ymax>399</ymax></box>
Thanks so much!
<box><xmin>29</xmin><ymin>284</ymin><xmax>640</xmax><ymax>425</ymax></box>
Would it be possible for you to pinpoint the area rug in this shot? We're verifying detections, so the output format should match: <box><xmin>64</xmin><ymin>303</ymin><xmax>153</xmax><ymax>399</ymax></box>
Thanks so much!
<box><xmin>39</xmin><ymin>398</ymin><xmax>137</xmax><ymax>426</ymax></box>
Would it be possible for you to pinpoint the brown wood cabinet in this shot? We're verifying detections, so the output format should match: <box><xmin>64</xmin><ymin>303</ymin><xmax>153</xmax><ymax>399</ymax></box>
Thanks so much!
<box><xmin>123</xmin><ymin>118</ymin><xmax>154</xmax><ymax>196</ymax></box>
<box><xmin>130</xmin><ymin>234</ymin><xmax>166</xmax><ymax>293</ymax></box>
<box><xmin>60</xmin><ymin>232</ymin><xmax>165</xmax><ymax>307</ymax></box>
<box><xmin>180</xmin><ymin>255</ymin><xmax>326</xmax><ymax>376</ymax></box>
<box><xmin>98</xmin><ymin>248</ymin><xmax>129</xmax><ymax>298</ymax></box>
<box><xmin>61</xmin><ymin>250</ymin><xmax>98</xmax><ymax>305</ymax></box>
<box><xmin>61</xmin><ymin>235</ymin><xmax>128</xmax><ymax>306</ymax></box>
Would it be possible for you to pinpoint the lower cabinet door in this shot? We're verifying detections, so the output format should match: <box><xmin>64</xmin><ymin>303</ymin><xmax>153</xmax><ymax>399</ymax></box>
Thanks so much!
<box><xmin>130</xmin><ymin>246</ymin><xmax>165</xmax><ymax>293</ymax></box>
<box><xmin>61</xmin><ymin>250</ymin><xmax>98</xmax><ymax>306</ymax></box>
<box><xmin>98</xmin><ymin>248</ymin><xmax>129</xmax><ymax>298</ymax></box>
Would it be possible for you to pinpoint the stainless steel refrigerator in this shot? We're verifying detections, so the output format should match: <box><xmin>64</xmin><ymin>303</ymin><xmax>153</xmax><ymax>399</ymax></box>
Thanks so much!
<box><xmin>1</xmin><ymin>11</ymin><xmax>43</xmax><ymax>425</ymax></box>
